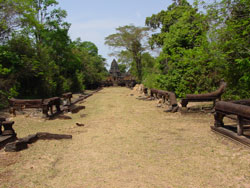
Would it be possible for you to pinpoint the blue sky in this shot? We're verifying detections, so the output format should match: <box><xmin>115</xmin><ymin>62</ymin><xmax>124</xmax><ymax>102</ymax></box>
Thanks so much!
<box><xmin>56</xmin><ymin>0</ymin><xmax>180</xmax><ymax>67</ymax></box>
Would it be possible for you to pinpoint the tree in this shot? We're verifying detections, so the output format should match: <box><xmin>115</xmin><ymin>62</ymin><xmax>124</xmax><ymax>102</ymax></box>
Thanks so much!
<box><xmin>71</xmin><ymin>39</ymin><xmax>108</xmax><ymax>89</ymax></box>
<box><xmin>105</xmin><ymin>24</ymin><xmax>150</xmax><ymax>82</ymax></box>
<box><xmin>145</xmin><ymin>0</ymin><xmax>192</xmax><ymax>48</ymax></box>
<box><xmin>80</xmin><ymin>41</ymin><xmax>98</xmax><ymax>56</ymax></box>
<box><xmin>118</xmin><ymin>64</ymin><xmax>127</xmax><ymax>74</ymax></box>
<box><xmin>144</xmin><ymin>0</ymin><xmax>224</xmax><ymax>97</ymax></box>
<box><xmin>0</xmin><ymin>0</ymin><xmax>31</xmax><ymax>43</ymax></box>
<box><xmin>207</xmin><ymin>0</ymin><xmax>250</xmax><ymax>99</ymax></box>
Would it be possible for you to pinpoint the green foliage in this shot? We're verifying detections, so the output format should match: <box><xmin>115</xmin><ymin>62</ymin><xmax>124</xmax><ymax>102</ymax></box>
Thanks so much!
<box><xmin>80</xmin><ymin>41</ymin><xmax>98</xmax><ymax>56</ymax></box>
<box><xmin>140</xmin><ymin>52</ymin><xmax>156</xmax><ymax>86</ymax></box>
<box><xmin>105</xmin><ymin>25</ymin><xmax>150</xmax><ymax>82</ymax></box>
<box><xmin>145</xmin><ymin>0</ymin><xmax>221</xmax><ymax>97</ymax></box>
<box><xmin>145</xmin><ymin>0</ymin><xmax>194</xmax><ymax>48</ymax></box>
<box><xmin>118</xmin><ymin>64</ymin><xmax>127</xmax><ymax>74</ymax></box>
<box><xmin>72</xmin><ymin>39</ymin><xmax>108</xmax><ymax>89</ymax></box>
<box><xmin>1</xmin><ymin>0</ymin><xmax>249</xmax><ymax>109</ymax></box>
<box><xmin>151</xmin><ymin>44</ymin><xmax>223</xmax><ymax>97</ymax></box>
<box><xmin>0</xmin><ymin>0</ymin><xmax>107</xmax><ymax>108</ymax></box>
<box><xmin>143</xmin><ymin>0</ymin><xmax>250</xmax><ymax>99</ymax></box>
<box><xmin>142</xmin><ymin>73</ymin><xmax>159</xmax><ymax>89</ymax></box>
<box><xmin>213</xmin><ymin>0</ymin><xmax>250</xmax><ymax>99</ymax></box>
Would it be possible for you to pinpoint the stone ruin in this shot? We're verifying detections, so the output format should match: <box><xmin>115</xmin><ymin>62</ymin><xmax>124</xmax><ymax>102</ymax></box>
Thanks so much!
<box><xmin>102</xmin><ymin>59</ymin><xmax>136</xmax><ymax>88</ymax></box>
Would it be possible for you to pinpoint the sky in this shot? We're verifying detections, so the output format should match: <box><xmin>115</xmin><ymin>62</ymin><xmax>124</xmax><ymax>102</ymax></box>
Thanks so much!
<box><xmin>55</xmin><ymin>0</ymin><xmax>178</xmax><ymax>67</ymax></box>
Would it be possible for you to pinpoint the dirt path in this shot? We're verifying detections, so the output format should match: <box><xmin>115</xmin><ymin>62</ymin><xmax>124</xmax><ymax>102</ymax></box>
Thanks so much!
<box><xmin>0</xmin><ymin>87</ymin><xmax>249</xmax><ymax>188</ymax></box>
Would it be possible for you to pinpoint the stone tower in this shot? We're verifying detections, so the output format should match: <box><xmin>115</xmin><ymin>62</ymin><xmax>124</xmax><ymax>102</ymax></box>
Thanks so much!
<box><xmin>109</xmin><ymin>59</ymin><xmax>120</xmax><ymax>77</ymax></box>
<box><xmin>109</xmin><ymin>59</ymin><xmax>121</xmax><ymax>86</ymax></box>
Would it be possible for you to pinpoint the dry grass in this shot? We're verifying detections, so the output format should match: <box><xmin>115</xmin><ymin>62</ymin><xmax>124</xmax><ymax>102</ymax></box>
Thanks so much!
<box><xmin>0</xmin><ymin>87</ymin><xmax>249</xmax><ymax>188</ymax></box>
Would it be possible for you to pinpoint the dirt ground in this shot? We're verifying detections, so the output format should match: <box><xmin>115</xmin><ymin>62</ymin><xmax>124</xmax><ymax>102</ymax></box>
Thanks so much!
<box><xmin>0</xmin><ymin>87</ymin><xmax>249</xmax><ymax>188</ymax></box>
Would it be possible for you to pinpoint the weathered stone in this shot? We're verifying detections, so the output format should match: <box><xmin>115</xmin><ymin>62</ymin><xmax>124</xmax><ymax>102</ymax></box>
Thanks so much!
<box><xmin>5</xmin><ymin>140</ymin><xmax>28</xmax><ymax>152</ymax></box>
<box><xmin>8</xmin><ymin>96</ymin><xmax>64</xmax><ymax>118</ymax></box>
<box><xmin>69</xmin><ymin>106</ymin><xmax>85</xmax><ymax>113</ymax></box>
<box><xmin>36</xmin><ymin>132</ymin><xmax>72</xmax><ymax>140</ymax></box>
<box><xmin>108</xmin><ymin>59</ymin><xmax>126</xmax><ymax>86</ymax></box>
<box><xmin>148</xmin><ymin>88</ymin><xmax>179</xmax><ymax>113</ymax></box>
<box><xmin>57</xmin><ymin>115</ymin><xmax>72</xmax><ymax>120</ymax></box>
<box><xmin>62</xmin><ymin>92</ymin><xmax>72</xmax><ymax>105</ymax></box>
<box><xmin>143</xmin><ymin>88</ymin><xmax>148</xmax><ymax>96</ymax></box>
<box><xmin>0</xmin><ymin>135</ymin><xmax>17</xmax><ymax>149</ymax></box>
<box><xmin>0</xmin><ymin>117</ymin><xmax>6</xmax><ymax>122</ymax></box>
<box><xmin>76</xmin><ymin>123</ymin><xmax>85</xmax><ymax>126</ymax></box>
<box><xmin>4</xmin><ymin>132</ymin><xmax>72</xmax><ymax>152</ymax></box>
<box><xmin>2</xmin><ymin>121</ymin><xmax>16</xmax><ymax>136</ymax></box>
<box><xmin>72</xmin><ymin>97</ymin><xmax>85</xmax><ymax>105</ymax></box>
<box><xmin>18</xmin><ymin>134</ymin><xmax>38</xmax><ymax>144</ymax></box>
<box><xmin>214</xmin><ymin>100</ymin><xmax>250</xmax><ymax>136</ymax></box>
<box><xmin>181</xmin><ymin>81</ymin><xmax>227</xmax><ymax>108</ymax></box>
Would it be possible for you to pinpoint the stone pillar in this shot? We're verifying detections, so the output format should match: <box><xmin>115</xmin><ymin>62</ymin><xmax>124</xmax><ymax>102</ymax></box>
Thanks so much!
<box><xmin>2</xmin><ymin>121</ymin><xmax>16</xmax><ymax>136</ymax></box>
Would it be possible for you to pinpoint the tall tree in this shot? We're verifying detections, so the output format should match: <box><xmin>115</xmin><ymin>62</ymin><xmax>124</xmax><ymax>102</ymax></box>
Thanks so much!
<box><xmin>209</xmin><ymin>0</ymin><xmax>250</xmax><ymax>98</ymax></box>
<box><xmin>144</xmin><ymin>0</ymin><xmax>221</xmax><ymax>97</ymax></box>
<box><xmin>0</xmin><ymin>0</ymin><xmax>109</xmax><ymax>108</ymax></box>
<box><xmin>145</xmin><ymin>0</ymin><xmax>192</xmax><ymax>48</ymax></box>
<box><xmin>105</xmin><ymin>25</ymin><xmax>150</xmax><ymax>82</ymax></box>
<box><xmin>0</xmin><ymin>0</ymin><xmax>30</xmax><ymax>43</ymax></box>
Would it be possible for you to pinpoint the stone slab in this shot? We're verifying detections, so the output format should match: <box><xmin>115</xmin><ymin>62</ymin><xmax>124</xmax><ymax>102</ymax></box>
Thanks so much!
<box><xmin>0</xmin><ymin>135</ymin><xmax>17</xmax><ymax>149</ymax></box>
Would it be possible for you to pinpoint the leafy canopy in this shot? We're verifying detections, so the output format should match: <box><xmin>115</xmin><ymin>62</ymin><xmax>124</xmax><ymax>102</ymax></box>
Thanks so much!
<box><xmin>105</xmin><ymin>24</ymin><xmax>150</xmax><ymax>82</ymax></box>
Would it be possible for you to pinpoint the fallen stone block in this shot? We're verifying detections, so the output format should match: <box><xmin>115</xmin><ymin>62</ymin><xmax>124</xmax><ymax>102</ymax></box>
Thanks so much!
<box><xmin>36</xmin><ymin>132</ymin><xmax>72</xmax><ymax>140</ymax></box>
<box><xmin>57</xmin><ymin>115</ymin><xmax>72</xmax><ymax>120</ymax></box>
<box><xmin>76</xmin><ymin>123</ymin><xmax>85</xmax><ymax>127</ymax></box>
<box><xmin>0</xmin><ymin>135</ymin><xmax>17</xmax><ymax>149</ymax></box>
<box><xmin>4</xmin><ymin>132</ymin><xmax>72</xmax><ymax>152</ymax></box>
<box><xmin>72</xmin><ymin>97</ymin><xmax>85</xmax><ymax>105</ymax></box>
<box><xmin>18</xmin><ymin>134</ymin><xmax>38</xmax><ymax>144</ymax></box>
<box><xmin>70</xmin><ymin>106</ymin><xmax>85</xmax><ymax>113</ymax></box>
<box><xmin>5</xmin><ymin>140</ymin><xmax>28</xmax><ymax>152</ymax></box>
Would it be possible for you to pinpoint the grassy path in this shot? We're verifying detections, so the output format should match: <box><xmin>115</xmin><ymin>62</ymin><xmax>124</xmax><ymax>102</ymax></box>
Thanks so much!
<box><xmin>0</xmin><ymin>87</ymin><xmax>249</xmax><ymax>188</ymax></box>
